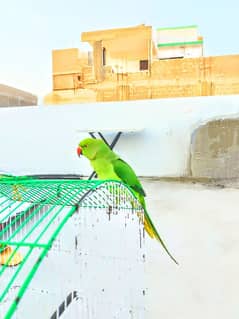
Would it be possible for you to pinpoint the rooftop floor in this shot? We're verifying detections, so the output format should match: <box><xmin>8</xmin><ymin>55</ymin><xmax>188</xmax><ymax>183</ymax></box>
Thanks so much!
<box><xmin>143</xmin><ymin>179</ymin><xmax>239</xmax><ymax>319</ymax></box>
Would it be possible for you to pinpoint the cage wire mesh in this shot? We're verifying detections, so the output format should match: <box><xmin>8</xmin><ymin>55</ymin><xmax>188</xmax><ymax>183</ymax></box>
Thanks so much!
<box><xmin>0</xmin><ymin>178</ymin><xmax>145</xmax><ymax>319</ymax></box>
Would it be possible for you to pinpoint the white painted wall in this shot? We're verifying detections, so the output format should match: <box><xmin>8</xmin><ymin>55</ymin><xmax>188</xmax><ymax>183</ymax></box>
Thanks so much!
<box><xmin>157</xmin><ymin>45</ymin><xmax>203</xmax><ymax>59</ymax></box>
<box><xmin>156</xmin><ymin>28</ymin><xmax>199</xmax><ymax>44</ymax></box>
<box><xmin>0</xmin><ymin>95</ymin><xmax>239</xmax><ymax>177</ymax></box>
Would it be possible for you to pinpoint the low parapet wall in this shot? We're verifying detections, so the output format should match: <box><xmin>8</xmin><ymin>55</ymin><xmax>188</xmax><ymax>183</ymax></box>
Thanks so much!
<box><xmin>0</xmin><ymin>95</ymin><xmax>239</xmax><ymax>179</ymax></box>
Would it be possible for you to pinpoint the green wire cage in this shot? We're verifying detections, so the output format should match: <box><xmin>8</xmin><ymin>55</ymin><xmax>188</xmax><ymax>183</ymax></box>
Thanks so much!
<box><xmin>0</xmin><ymin>177</ymin><xmax>145</xmax><ymax>319</ymax></box>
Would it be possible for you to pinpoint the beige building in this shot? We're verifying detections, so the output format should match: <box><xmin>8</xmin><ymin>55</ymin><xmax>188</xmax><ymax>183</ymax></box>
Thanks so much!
<box><xmin>81</xmin><ymin>24</ymin><xmax>153</xmax><ymax>76</ymax></box>
<box><xmin>44</xmin><ymin>24</ymin><xmax>239</xmax><ymax>104</ymax></box>
<box><xmin>0</xmin><ymin>84</ymin><xmax>37</xmax><ymax>107</ymax></box>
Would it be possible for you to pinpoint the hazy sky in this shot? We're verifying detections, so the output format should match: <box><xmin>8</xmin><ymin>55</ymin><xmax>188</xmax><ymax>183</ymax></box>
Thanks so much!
<box><xmin>0</xmin><ymin>0</ymin><xmax>238</xmax><ymax>99</ymax></box>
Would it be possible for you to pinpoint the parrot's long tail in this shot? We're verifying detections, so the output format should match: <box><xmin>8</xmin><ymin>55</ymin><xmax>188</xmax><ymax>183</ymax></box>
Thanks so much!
<box><xmin>139</xmin><ymin>196</ymin><xmax>178</xmax><ymax>265</ymax></box>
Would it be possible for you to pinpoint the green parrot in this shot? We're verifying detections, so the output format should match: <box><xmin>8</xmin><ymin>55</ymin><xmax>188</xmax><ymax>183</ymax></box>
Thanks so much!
<box><xmin>77</xmin><ymin>138</ymin><xmax>178</xmax><ymax>264</ymax></box>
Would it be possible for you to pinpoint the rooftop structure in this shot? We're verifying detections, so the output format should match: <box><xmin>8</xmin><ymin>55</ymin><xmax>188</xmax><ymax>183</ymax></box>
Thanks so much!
<box><xmin>156</xmin><ymin>25</ymin><xmax>203</xmax><ymax>59</ymax></box>
<box><xmin>81</xmin><ymin>24</ymin><xmax>154</xmax><ymax>76</ymax></box>
<box><xmin>43</xmin><ymin>24</ymin><xmax>239</xmax><ymax>104</ymax></box>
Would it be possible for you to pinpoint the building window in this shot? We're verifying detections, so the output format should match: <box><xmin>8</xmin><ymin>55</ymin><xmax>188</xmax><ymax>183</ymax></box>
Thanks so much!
<box><xmin>102</xmin><ymin>47</ymin><xmax>106</xmax><ymax>66</ymax></box>
<box><xmin>139</xmin><ymin>60</ymin><xmax>148</xmax><ymax>71</ymax></box>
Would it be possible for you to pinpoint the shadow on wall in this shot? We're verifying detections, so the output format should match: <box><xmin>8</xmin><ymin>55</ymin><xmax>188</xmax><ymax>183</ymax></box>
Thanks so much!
<box><xmin>190</xmin><ymin>118</ymin><xmax>239</xmax><ymax>179</ymax></box>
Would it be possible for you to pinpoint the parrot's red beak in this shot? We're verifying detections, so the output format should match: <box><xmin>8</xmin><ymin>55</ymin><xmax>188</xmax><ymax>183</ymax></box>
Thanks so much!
<box><xmin>77</xmin><ymin>146</ymin><xmax>82</xmax><ymax>157</ymax></box>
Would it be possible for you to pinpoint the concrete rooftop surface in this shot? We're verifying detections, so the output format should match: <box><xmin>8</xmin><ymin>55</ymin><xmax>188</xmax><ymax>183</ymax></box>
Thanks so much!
<box><xmin>142</xmin><ymin>178</ymin><xmax>239</xmax><ymax>319</ymax></box>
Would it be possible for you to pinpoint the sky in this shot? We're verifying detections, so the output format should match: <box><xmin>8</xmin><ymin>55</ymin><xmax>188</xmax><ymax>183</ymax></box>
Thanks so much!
<box><xmin>0</xmin><ymin>0</ymin><xmax>238</xmax><ymax>100</ymax></box>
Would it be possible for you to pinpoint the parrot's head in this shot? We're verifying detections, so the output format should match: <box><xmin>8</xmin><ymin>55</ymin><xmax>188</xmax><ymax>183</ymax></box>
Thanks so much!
<box><xmin>77</xmin><ymin>138</ymin><xmax>109</xmax><ymax>160</ymax></box>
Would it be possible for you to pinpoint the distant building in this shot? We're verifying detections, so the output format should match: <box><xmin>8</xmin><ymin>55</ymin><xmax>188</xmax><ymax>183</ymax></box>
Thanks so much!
<box><xmin>44</xmin><ymin>24</ymin><xmax>239</xmax><ymax>104</ymax></box>
<box><xmin>0</xmin><ymin>84</ymin><xmax>37</xmax><ymax>107</ymax></box>
<box><xmin>156</xmin><ymin>25</ymin><xmax>203</xmax><ymax>59</ymax></box>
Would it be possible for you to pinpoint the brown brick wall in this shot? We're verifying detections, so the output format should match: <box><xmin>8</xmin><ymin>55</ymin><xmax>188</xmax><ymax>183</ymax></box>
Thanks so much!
<box><xmin>151</xmin><ymin>58</ymin><xmax>202</xmax><ymax>81</ymax></box>
<box><xmin>130</xmin><ymin>55</ymin><xmax>239</xmax><ymax>99</ymax></box>
<box><xmin>47</xmin><ymin>54</ymin><xmax>239</xmax><ymax>104</ymax></box>
<box><xmin>147</xmin><ymin>55</ymin><xmax>239</xmax><ymax>99</ymax></box>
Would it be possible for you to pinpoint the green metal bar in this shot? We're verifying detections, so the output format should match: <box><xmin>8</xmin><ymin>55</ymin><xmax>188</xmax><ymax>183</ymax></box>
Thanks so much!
<box><xmin>17</xmin><ymin>189</ymin><xmax>80</xmax><ymax>246</ymax></box>
<box><xmin>0</xmin><ymin>187</ymin><xmax>82</xmax><ymax>304</ymax></box>
<box><xmin>0</xmin><ymin>177</ymin><xmax>142</xmax><ymax>319</ymax></box>
<box><xmin>0</xmin><ymin>186</ymin><xmax>47</xmax><ymax>231</ymax></box>
<box><xmin>0</xmin><ymin>241</ymin><xmax>49</xmax><ymax>248</ymax></box>
<box><xmin>0</xmin><ymin>190</ymin><xmax>72</xmax><ymax>276</ymax></box>
<box><xmin>0</xmin><ymin>203</ymin><xmax>37</xmax><ymax>237</ymax></box>
<box><xmin>157</xmin><ymin>24</ymin><xmax>198</xmax><ymax>31</ymax></box>
<box><xmin>157</xmin><ymin>40</ymin><xmax>203</xmax><ymax>48</ymax></box>
<box><xmin>0</xmin><ymin>200</ymin><xmax>62</xmax><ymax>278</ymax></box>
<box><xmin>0</xmin><ymin>199</ymin><xmax>21</xmax><ymax>222</ymax></box>
<box><xmin>0</xmin><ymin>201</ymin><xmax>50</xmax><ymax>238</ymax></box>
<box><xmin>0</xmin><ymin>247</ymin><xmax>33</xmax><ymax>303</ymax></box>
<box><xmin>4</xmin><ymin>205</ymin><xmax>77</xmax><ymax>319</ymax></box>
<box><xmin>0</xmin><ymin>179</ymin><xmax>137</xmax><ymax>200</ymax></box>
<box><xmin>0</xmin><ymin>180</ymin><xmax>86</xmax><ymax>237</ymax></box>
<box><xmin>0</xmin><ymin>197</ymin><xmax>15</xmax><ymax>215</ymax></box>
<box><xmin>0</xmin><ymin>179</ymin><xmax>100</xmax><ymax>186</ymax></box>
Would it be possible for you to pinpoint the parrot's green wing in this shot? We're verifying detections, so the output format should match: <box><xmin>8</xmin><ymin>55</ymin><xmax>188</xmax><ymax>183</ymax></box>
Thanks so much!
<box><xmin>112</xmin><ymin>158</ymin><xmax>146</xmax><ymax>197</ymax></box>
